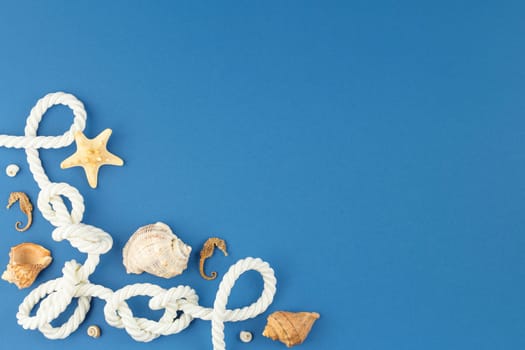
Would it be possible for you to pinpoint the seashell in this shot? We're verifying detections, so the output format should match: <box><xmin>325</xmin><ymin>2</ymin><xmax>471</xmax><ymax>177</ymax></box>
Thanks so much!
<box><xmin>1</xmin><ymin>242</ymin><xmax>52</xmax><ymax>289</ymax></box>
<box><xmin>5</xmin><ymin>164</ymin><xmax>19</xmax><ymax>177</ymax></box>
<box><xmin>122</xmin><ymin>222</ymin><xmax>192</xmax><ymax>278</ymax></box>
<box><xmin>87</xmin><ymin>325</ymin><xmax>101</xmax><ymax>338</ymax></box>
<box><xmin>239</xmin><ymin>330</ymin><xmax>253</xmax><ymax>343</ymax></box>
<box><xmin>262</xmin><ymin>311</ymin><xmax>320</xmax><ymax>348</ymax></box>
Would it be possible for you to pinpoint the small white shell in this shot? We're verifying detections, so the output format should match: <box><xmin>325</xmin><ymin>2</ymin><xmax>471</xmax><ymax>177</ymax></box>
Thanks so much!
<box><xmin>6</xmin><ymin>164</ymin><xmax>19</xmax><ymax>177</ymax></box>
<box><xmin>123</xmin><ymin>222</ymin><xmax>192</xmax><ymax>278</ymax></box>
<box><xmin>239</xmin><ymin>330</ymin><xmax>253</xmax><ymax>343</ymax></box>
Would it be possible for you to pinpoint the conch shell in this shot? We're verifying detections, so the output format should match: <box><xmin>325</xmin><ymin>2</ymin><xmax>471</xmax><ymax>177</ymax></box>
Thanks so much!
<box><xmin>122</xmin><ymin>222</ymin><xmax>191</xmax><ymax>278</ymax></box>
<box><xmin>262</xmin><ymin>311</ymin><xmax>320</xmax><ymax>347</ymax></box>
<box><xmin>2</xmin><ymin>242</ymin><xmax>52</xmax><ymax>289</ymax></box>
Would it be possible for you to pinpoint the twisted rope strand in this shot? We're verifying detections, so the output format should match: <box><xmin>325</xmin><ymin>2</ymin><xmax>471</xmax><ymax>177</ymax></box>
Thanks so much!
<box><xmin>0</xmin><ymin>92</ymin><xmax>276</xmax><ymax>349</ymax></box>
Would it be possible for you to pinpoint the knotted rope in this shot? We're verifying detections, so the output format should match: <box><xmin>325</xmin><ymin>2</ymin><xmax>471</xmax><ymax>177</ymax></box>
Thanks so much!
<box><xmin>0</xmin><ymin>92</ymin><xmax>277</xmax><ymax>348</ymax></box>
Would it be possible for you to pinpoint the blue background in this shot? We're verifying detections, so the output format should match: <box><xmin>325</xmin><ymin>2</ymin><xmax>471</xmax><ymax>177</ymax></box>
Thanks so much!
<box><xmin>0</xmin><ymin>1</ymin><xmax>523</xmax><ymax>349</ymax></box>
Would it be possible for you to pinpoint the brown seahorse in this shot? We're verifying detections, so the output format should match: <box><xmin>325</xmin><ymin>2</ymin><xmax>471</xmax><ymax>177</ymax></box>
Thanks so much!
<box><xmin>199</xmin><ymin>237</ymin><xmax>228</xmax><ymax>280</ymax></box>
<box><xmin>6</xmin><ymin>192</ymin><xmax>33</xmax><ymax>232</ymax></box>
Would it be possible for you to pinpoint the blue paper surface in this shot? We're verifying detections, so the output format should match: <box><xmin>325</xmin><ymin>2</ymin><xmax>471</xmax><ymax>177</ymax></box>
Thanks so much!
<box><xmin>0</xmin><ymin>1</ymin><xmax>524</xmax><ymax>349</ymax></box>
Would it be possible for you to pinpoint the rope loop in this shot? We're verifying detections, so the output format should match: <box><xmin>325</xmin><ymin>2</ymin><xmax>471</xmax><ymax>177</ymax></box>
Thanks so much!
<box><xmin>0</xmin><ymin>92</ymin><xmax>86</xmax><ymax>150</ymax></box>
<box><xmin>37</xmin><ymin>182</ymin><xmax>84</xmax><ymax>226</ymax></box>
<box><xmin>211</xmin><ymin>257</ymin><xmax>276</xmax><ymax>350</ymax></box>
<box><xmin>16</xmin><ymin>277</ymin><xmax>92</xmax><ymax>339</ymax></box>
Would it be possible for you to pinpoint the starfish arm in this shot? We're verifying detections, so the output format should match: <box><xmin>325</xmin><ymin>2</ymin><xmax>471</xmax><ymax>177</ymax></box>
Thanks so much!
<box><xmin>103</xmin><ymin>151</ymin><xmax>124</xmax><ymax>166</ymax></box>
<box><xmin>94</xmin><ymin>129</ymin><xmax>113</xmax><ymax>147</ymax></box>
<box><xmin>60</xmin><ymin>152</ymin><xmax>82</xmax><ymax>169</ymax></box>
<box><xmin>84</xmin><ymin>164</ymin><xmax>101</xmax><ymax>189</ymax></box>
<box><xmin>74</xmin><ymin>130</ymin><xmax>90</xmax><ymax>147</ymax></box>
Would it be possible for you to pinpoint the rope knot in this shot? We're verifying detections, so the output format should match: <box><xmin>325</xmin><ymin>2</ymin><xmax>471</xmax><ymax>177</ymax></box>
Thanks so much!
<box><xmin>62</xmin><ymin>260</ymin><xmax>88</xmax><ymax>286</ymax></box>
<box><xmin>149</xmin><ymin>286</ymin><xmax>199</xmax><ymax>311</ymax></box>
<box><xmin>103</xmin><ymin>284</ymin><xmax>198</xmax><ymax>342</ymax></box>
<box><xmin>38</xmin><ymin>182</ymin><xmax>84</xmax><ymax>227</ymax></box>
<box><xmin>52</xmin><ymin>223</ymin><xmax>113</xmax><ymax>255</ymax></box>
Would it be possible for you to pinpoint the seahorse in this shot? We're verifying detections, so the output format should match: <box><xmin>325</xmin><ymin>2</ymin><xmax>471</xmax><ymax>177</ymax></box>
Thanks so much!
<box><xmin>6</xmin><ymin>192</ymin><xmax>33</xmax><ymax>232</ymax></box>
<box><xmin>199</xmin><ymin>237</ymin><xmax>228</xmax><ymax>280</ymax></box>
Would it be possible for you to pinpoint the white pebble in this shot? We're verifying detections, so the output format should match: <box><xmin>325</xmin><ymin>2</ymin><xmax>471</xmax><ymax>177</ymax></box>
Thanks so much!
<box><xmin>5</xmin><ymin>164</ymin><xmax>19</xmax><ymax>177</ymax></box>
<box><xmin>239</xmin><ymin>330</ymin><xmax>253</xmax><ymax>343</ymax></box>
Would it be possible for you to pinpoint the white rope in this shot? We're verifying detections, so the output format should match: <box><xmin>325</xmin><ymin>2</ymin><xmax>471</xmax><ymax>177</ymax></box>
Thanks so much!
<box><xmin>0</xmin><ymin>92</ymin><xmax>277</xmax><ymax>348</ymax></box>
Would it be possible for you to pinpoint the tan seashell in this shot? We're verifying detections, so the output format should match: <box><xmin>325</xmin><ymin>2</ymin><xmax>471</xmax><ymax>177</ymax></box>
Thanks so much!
<box><xmin>262</xmin><ymin>311</ymin><xmax>320</xmax><ymax>348</ymax></box>
<box><xmin>87</xmin><ymin>325</ymin><xmax>101</xmax><ymax>338</ymax></box>
<box><xmin>1</xmin><ymin>242</ymin><xmax>52</xmax><ymax>289</ymax></box>
<box><xmin>122</xmin><ymin>222</ymin><xmax>192</xmax><ymax>278</ymax></box>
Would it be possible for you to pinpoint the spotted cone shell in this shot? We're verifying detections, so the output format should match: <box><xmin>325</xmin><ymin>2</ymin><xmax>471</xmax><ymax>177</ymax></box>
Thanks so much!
<box><xmin>122</xmin><ymin>222</ymin><xmax>191</xmax><ymax>278</ymax></box>
<box><xmin>1</xmin><ymin>242</ymin><xmax>52</xmax><ymax>289</ymax></box>
<box><xmin>262</xmin><ymin>311</ymin><xmax>320</xmax><ymax>347</ymax></box>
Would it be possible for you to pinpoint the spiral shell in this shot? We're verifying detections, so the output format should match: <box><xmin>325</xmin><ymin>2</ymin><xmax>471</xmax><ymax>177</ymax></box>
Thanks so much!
<box><xmin>122</xmin><ymin>222</ymin><xmax>192</xmax><ymax>278</ymax></box>
<box><xmin>262</xmin><ymin>311</ymin><xmax>320</xmax><ymax>347</ymax></box>
<box><xmin>1</xmin><ymin>242</ymin><xmax>52</xmax><ymax>289</ymax></box>
<box><xmin>5</xmin><ymin>164</ymin><xmax>19</xmax><ymax>177</ymax></box>
<box><xmin>239</xmin><ymin>330</ymin><xmax>253</xmax><ymax>343</ymax></box>
<box><xmin>87</xmin><ymin>325</ymin><xmax>101</xmax><ymax>338</ymax></box>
